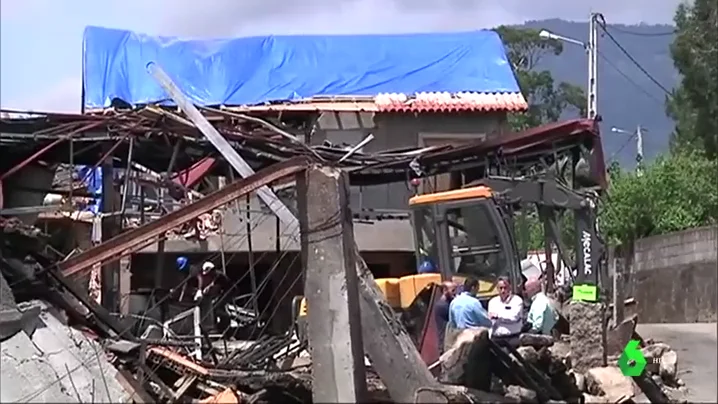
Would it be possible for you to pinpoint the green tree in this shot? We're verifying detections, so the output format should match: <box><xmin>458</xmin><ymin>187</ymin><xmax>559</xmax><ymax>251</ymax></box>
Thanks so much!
<box><xmin>666</xmin><ymin>0</ymin><xmax>718</xmax><ymax>158</ymax></box>
<box><xmin>495</xmin><ymin>26</ymin><xmax>587</xmax><ymax>131</ymax></box>
<box><xmin>599</xmin><ymin>150</ymin><xmax>718</xmax><ymax>247</ymax></box>
<box><xmin>516</xmin><ymin>210</ymin><xmax>576</xmax><ymax>257</ymax></box>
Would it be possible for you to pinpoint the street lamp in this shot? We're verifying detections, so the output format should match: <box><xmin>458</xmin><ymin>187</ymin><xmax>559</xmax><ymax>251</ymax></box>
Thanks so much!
<box><xmin>538</xmin><ymin>13</ymin><xmax>602</xmax><ymax>120</ymax></box>
<box><xmin>538</xmin><ymin>30</ymin><xmax>586</xmax><ymax>47</ymax></box>
<box><xmin>610</xmin><ymin>127</ymin><xmax>630</xmax><ymax>135</ymax></box>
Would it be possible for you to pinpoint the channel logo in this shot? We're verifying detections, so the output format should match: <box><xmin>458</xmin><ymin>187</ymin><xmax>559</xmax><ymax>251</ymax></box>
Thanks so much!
<box><xmin>618</xmin><ymin>339</ymin><xmax>661</xmax><ymax>377</ymax></box>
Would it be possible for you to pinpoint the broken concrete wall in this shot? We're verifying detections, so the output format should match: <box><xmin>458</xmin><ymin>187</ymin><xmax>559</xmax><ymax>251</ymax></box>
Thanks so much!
<box><xmin>310</xmin><ymin>112</ymin><xmax>509</xmax><ymax>211</ymax></box>
<box><xmin>0</xmin><ymin>301</ymin><xmax>133</xmax><ymax>403</ymax></box>
<box><xmin>623</xmin><ymin>225</ymin><xmax>717</xmax><ymax>323</ymax></box>
<box><xmin>136</xmin><ymin>209</ymin><xmax>416</xmax><ymax>252</ymax></box>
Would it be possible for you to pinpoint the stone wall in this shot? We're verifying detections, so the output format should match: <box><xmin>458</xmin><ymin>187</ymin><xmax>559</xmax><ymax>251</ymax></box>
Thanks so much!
<box><xmin>625</xmin><ymin>225</ymin><xmax>717</xmax><ymax>323</ymax></box>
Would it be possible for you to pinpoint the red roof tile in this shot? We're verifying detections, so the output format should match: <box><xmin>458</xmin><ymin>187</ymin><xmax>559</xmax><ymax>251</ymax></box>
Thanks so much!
<box><xmin>374</xmin><ymin>92</ymin><xmax>528</xmax><ymax>112</ymax></box>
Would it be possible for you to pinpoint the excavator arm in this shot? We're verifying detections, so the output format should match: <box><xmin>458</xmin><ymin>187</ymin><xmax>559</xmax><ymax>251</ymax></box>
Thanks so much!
<box><xmin>469</xmin><ymin>176</ymin><xmax>606</xmax><ymax>301</ymax></box>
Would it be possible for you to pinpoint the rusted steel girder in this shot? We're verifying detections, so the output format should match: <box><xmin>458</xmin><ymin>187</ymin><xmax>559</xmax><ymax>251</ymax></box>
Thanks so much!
<box><xmin>58</xmin><ymin>157</ymin><xmax>309</xmax><ymax>278</ymax></box>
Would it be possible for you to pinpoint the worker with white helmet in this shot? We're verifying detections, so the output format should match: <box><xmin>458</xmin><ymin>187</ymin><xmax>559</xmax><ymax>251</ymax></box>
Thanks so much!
<box><xmin>195</xmin><ymin>260</ymin><xmax>231</xmax><ymax>333</ymax></box>
<box><xmin>194</xmin><ymin>261</ymin><xmax>217</xmax><ymax>301</ymax></box>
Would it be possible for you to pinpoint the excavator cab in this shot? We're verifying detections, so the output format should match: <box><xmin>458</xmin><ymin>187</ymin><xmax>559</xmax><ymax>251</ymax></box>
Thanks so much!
<box><xmin>409</xmin><ymin>185</ymin><xmax>523</xmax><ymax>299</ymax></box>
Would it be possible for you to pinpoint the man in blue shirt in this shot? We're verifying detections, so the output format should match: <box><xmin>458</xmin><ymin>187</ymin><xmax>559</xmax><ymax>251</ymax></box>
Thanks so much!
<box><xmin>448</xmin><ymin>277</ymin><xmax>492</xmax><ymax>331</ymax></box>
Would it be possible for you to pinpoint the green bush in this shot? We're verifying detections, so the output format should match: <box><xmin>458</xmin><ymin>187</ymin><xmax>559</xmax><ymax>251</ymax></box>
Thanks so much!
<box><xmin>599</xmin><ymin>150</ymin><xmax>718</xmax><ymax>246</ymax></box>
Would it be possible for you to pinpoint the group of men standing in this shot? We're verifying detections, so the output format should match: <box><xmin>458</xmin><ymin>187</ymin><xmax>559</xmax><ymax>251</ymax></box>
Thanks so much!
<box><xmin>434</xmin><ymin>275</ymin><xmax>558</xmax><ymax>352</ymax></box>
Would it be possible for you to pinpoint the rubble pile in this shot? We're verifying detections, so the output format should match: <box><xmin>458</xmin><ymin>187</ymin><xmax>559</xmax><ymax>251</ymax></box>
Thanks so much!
<box><xmin>0</xmin><ymin>218</ymin><xmax>696</xmax><ymax>404</ymax></box>
<box><xmin>437</xmin><ymin>325</ymin><xmax>690</xmax><ymax>404</ymax></box>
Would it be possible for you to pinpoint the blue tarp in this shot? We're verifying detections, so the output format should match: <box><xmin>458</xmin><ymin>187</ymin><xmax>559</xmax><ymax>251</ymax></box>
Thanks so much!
<box><xmin>76</xmin><ymin>165</ymin><xmax>102</xmax><ymax>214</ymax></box>
<box><xmin>82</xmin><ymin>26</ymin><xmax>520</xmax><ymax>109</ymax></box>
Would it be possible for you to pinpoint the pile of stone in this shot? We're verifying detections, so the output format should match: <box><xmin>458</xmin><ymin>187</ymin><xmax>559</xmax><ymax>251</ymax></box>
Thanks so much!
<box><xmin>437</xmin><ymin>328</ymin><xmax>688</xmax><ymax>404</ymax></box>
<box><xmin>557</xmin><ymin>337</ymin><xmax>686</xmax><ymax>403</ymax></box>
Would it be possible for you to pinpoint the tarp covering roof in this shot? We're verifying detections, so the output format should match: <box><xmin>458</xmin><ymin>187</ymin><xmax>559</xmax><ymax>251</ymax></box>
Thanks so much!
<box><xmin>82</xmin><ymin>26</ymin><xmax>522</xmax><ymax>109</ymax></box>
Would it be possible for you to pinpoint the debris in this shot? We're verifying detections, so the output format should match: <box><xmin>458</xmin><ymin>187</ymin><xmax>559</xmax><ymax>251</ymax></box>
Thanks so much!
<box><xmin>585</xmin><ymin>366</ymin><xmax>634</xmax><ymax>402</ymax></box>
<box><xmin>516</xmin><ymin>346</ymin><xmax>540</xmax><ymax>364</ymax></box>
<box><xmin>607</xmin><ymin>315</ymin><xmax>638</xmax><ymax>356</ymax></box>
<box><xmin>641</xmin><ymin>342</ymin><xmax>671</xmax><ymax>361</ymax></box>
<box><xmin>439</xmin><ymin>328</ymin><xmax>491</xmax><ymax>391</ymax></box>
<box><xmin>414</xmin><ymin>384</ymin><xmax>520</xmax><ymax>403</ymax></box>
<box><xmin>199</xmin><ymin>387</ymin><xmax>240</xmax><ymax>404</ymax></box>
<box><xmin>0</xmin><ymin>300</ymin><xmax>134</xmax><ymax>403</ymax></box>
<box><xmin>519</xmin><ymin>333</ymin><xmax>555</xmax><ymax>349</ymax></box>
<box><xmin>571</xmin><ymin>370</ymin><xmax>586</xmax><ymax>392</ymax></box>
<box><xmin>658</xmin><ymin>350</ymin><xmax>678</xmax><ymax>385</ymax></box>
<box><xmin>583</xmin><ymin>393</ymin><xmax>610</xmax><ymax>403</ymax></box>
<box><xmin>548</xmin><ymin>339</ymin><xmax>572</xmax><ymax>367</ymax></box>
<box><xmin>641</xmin><ymin>342</ymin><xmax>671</xmax><ymax>376</ymax></box>
<box><xmin>632</xmin><ymin>372</ymin><xmax>672</xmax><ymax>403</ymax></box>
<box><xmin>504</xmin><ymin>385</ymin><xmax>539</xmax><ymax>403</ymax></box>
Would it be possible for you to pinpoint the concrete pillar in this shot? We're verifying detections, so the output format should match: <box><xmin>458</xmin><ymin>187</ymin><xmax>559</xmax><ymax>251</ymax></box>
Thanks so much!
<box><xmin>101</xmin><ymin>145</ymin><xmax>121</xmax><ymax>313</ymax></box>
<box><xmin>298</xmin><ymin>165</ymin><xmax>368</xmax><ymax>403</ymax></box>
<box><xmin>568</xmin><ymin>300</ymin><xmax>607</xmax><ymax>373</ymax></box>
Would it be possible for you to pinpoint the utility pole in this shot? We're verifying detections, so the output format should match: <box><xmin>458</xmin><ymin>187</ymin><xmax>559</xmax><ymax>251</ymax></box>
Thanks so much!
<box><xmin>636</xmin><ymin>125</ymin><xmax>644</xmax><ymax>175</ymax></box>
<box><xmin>587</xmin><ymin>13</ymin><xmax>599</xmax><ymax>120</ymax></box>
<box><xmin>540</xmin><ymin>13</ymin><xmax>602</xmax><ymax>119</ymax></box>
<box><xmin>611</xmin><ymin>125</ymin><xmax>646</xmax><ymax>175</ymax></box>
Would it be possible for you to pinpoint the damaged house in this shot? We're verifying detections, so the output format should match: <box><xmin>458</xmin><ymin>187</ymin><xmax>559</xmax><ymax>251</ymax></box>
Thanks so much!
<box><xmin>1</xmin><ymin>26</ymin><xmax>526</xmax><ymax>345</ymax></box>
<box><xmin>79</xmin><ymin>27</ymin><xmax>526</xmax><ymax>321</ymax></box>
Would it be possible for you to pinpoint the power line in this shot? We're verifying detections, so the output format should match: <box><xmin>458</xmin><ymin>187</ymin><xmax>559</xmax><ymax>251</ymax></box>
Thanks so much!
<box><xmin>597</xmin><ymin>50</ymin><xmax>666</xmax><ymax>106</ymax></box>
<box><xmin>608</xmin><ymin>131</ymin><xmax>639</xmax><ymax>163</ymax></box>
<box><xmin>609</xmin><ymin>26</ymin><xmax>675</xmax><ymax>37</ymax></box>
<box><xmin>597</xmin><ymin>22</ymin><xmax>674</xmax><ymax>97</ymax></box>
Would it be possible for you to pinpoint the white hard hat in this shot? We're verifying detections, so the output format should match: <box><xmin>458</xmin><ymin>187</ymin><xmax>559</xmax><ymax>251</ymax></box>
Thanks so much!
<box><xmin>202</xmin><ymin>261</ymin><xmax>215</xmax><ymax>272</ymax></box>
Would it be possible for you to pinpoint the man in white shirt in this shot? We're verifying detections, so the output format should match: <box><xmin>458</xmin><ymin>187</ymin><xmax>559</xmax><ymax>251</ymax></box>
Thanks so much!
<box><xmin>487</xmin><ymin>276</ymin><xmax>524</xmax><ymax>347</ymax></box>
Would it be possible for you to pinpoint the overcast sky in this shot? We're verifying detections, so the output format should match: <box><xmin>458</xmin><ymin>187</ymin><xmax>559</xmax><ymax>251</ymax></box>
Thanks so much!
<box><xmin>0</xmin><ymin>0</ymin><xmax>683</xmax><ymax>113</ymax></box>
